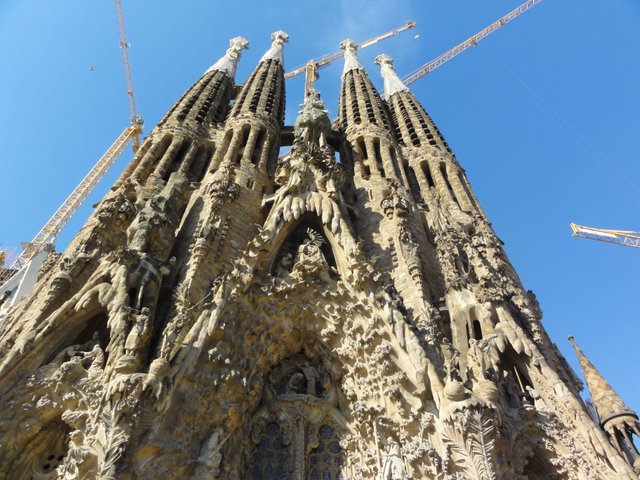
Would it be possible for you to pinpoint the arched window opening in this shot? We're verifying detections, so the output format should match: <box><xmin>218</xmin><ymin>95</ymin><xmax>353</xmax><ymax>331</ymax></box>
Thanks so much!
<box><xmin>248</xmin><ymin>354</ymin><xmax>345</xmax><ymax>479</ymax></box>
<box><xmin>472</xmin><ymin>319</ymin><xmax>483</xmax><ymax>341</ymax></box>
<box><xmin>308</xmin><ymin>425</ymin><xmax>344</xmax><ymax>479</ymax></box>
<box><xmin>251</xmin><ymin>422</ymin><xmax>291</xmax><ymax>479</ymax></box>
<box><xmin>355</xmin><ymin>137</ymin><xmax>367</xmax><ymax>161</ymax></box>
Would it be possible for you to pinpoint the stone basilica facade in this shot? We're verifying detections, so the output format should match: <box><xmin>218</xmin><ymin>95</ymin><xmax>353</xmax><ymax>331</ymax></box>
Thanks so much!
<box><xmin>0</xmin><ymin>32</ymin><xmax>638</xmax><ymax>479</ymax></box>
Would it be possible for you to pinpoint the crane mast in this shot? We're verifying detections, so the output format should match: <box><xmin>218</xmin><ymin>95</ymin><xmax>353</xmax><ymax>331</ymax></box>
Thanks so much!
<box><xmin>0</xmin><ymin>2</ymin><xmax>142</xmax><ymax>289</ymax></box>
<box><xmin>570</xmin><ymin>223</ymin><xmax>640</xmax><ymax>250</ymax></box>
<box><xmin>115</xmin><ymin>0</ymin><xmax>143</xmax><ymax>150</ymax></box>
<box><xmin>402</xmin><ymin>0</ymin><xmax>542</xmax><ymax>86</ymax></box>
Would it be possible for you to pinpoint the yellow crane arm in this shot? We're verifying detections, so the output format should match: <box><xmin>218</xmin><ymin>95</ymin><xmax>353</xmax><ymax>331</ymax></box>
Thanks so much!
<box><xmin>0</xmin><ymin>125</ymin><xmax>140</xmax><ymax>285</ymax></box>
<box><xmin>114</xmin><ymin>0</ymin><xmax>142</xmax><ymax>150</ymax></box>
<box><xmin>570</xmin><ymin>223</ymin><xmax>640</xmax><ymax>249</ymax></box>
<box><xmin>284</xmin><ymin>21</ymin><xmax>416</xmax><ymax>81</ymax></box>
<box><xmin>402</xmin><ymin>0</ymin><xmax>542</xmax><ymax>86</ymax></box>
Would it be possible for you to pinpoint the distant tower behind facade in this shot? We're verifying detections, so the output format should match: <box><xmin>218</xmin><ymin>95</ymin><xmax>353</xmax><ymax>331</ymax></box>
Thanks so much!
<box><xmin>0</xmin><ymin>32</ymin><xmax>637</xmax><ymax>479</ymax></box>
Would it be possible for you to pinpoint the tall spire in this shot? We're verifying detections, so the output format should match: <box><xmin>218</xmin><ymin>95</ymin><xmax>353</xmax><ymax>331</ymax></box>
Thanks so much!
<box><xmin>205</xmin><ymin>36</ymin><xmax>249</xmax><ymax>79</ymax></box>
<box><xmin>569</xmin><ymin>336</ymin><xmax>640</xmax><ymax>465</ymax></box>
<box><xmin>340</xmin><ymin>39</ymin><xmax>364</xmax><ymax>77</ymax></box>
<box><xmin>260</xmin><ymin>30</ymin><xmax>289</xmax><ymax>65</ymax></box>
<box><xmin>568</xmin><ymin>336</ymin><xmax>635</xmax><ymax>423</ymax></box>
<box><xmin>375</xmin><ymin>54</ymin><xmax>409</xmax><ymax>100</ymax></box>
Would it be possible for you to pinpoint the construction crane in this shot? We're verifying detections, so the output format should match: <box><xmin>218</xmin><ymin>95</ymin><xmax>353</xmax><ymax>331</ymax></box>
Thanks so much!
<box><xmin>570</xmin><ymin>223</ymin><xmax>640</xmax><ymax>250</ymax></box>
<box><xmin>285</xmin><ymin>21</ymin><xmax>416</xmax><ymax>97</ymax></box>
<box><xmin>401</xmin><ymin>0</ymin><xmax>542</xmax><ymax>86</ymax></box>
<box><xmin>115</xmin><ymin>0</ymin><xmax>143</xmax><ymax>150</ymax></box>
<box><xmin>0</xmin><ymin>0</ymin><xmax>142</xmax><ymax>287</ymax></box>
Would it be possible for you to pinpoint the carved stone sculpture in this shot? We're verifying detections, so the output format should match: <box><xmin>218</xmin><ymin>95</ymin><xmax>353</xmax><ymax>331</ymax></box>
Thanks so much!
<box><xmin>0</xmin><ymin>35</ymin><xmax>636</xmax><ymax>480</ymax></box>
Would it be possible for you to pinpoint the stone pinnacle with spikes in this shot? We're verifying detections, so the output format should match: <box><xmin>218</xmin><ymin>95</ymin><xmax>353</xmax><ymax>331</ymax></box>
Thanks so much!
<box><xmin>375</xmin><ymin>54</ymin><xmax>409</xmax><ymax>100</ymax></box>
<box><xmin>206</xmin><ymin>36</ymin><xmax>249</xmax><ymax>80</ymax></box>
<box><xmin>260</xmin><ymin>31</ymin><xmax>289</xmax><ymax>65</ymax></box>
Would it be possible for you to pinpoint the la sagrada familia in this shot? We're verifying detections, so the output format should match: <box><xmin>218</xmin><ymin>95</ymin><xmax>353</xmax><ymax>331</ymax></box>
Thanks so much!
<box><xmin>0</xmin><ymin>31</ymin><xmax>638</xmax><ymax>479</ymax></box>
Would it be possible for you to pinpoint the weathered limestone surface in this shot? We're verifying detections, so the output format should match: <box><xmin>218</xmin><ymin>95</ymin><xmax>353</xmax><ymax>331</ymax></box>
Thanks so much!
<box><xmin>0</xmin><ymin>34</ymin><xmax>638</xmax><ymax>480</ymax></box>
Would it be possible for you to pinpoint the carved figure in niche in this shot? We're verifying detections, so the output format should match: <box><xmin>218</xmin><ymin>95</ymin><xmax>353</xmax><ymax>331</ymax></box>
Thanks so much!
<box><xmin>204</xmin><ymin>165</ymin><xmax>240</xmax><ymax>211</ymax></box>
<box><xmin>126</xmin><ymin>256</ymin><xmax>172</xmax><ymax>311</ymax></box>
<box><xmin>501</xmin><ymin>370</ymin><xmax>522</xmax><ymax>408</ymax></box>
<box><xmin>381</xmin><ymin>182</ymin><xmax>410</xmax><ymax>220</ymax></box>
<box><xmin>195</xmin><ymin>427</ymin><xmax>228</xmax><ymax>479</ymax></box>
<box><xmin>440</xmin><ymin>339</ymin><xmax>460</xmax><ymax>381</ymax></box>
<box><xmin>274</xmin><ymin>227</ymin><xmax>336</xmax><ymax>282</ymax></box>
<box><xmin>379</xmin><ymin>284</ymin><xmax>409</xmax><ymax>348</ymax></box>
<box><xmin>274</xmin><ymin>252</ymin><xmax>293</xmax><ymax>279</ymax></box>
<box><xmin>45</xmin><ymin>332</ymin><xmax>104</xmax><ymax>379</ymax></box>
<box><xmin>127</xmin><ymin>172</ymin><xmax>189</xmax><ymax>258</ymax></box>
<box><xmin>382</xmin><ymin>440</ymin><xmax>408</xmax><ymax>479</ymax></box>
<box><xmin>265</xmin><ymin>354</ymin><xmax>336</xmax><ymax>402</ymax></box>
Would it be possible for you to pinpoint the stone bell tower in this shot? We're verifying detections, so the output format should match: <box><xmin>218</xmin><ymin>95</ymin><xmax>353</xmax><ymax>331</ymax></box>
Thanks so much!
<box><xmin>0</xmin><ymin>31</ymin><xmax>638</xmax><ymax>480</ymax></box>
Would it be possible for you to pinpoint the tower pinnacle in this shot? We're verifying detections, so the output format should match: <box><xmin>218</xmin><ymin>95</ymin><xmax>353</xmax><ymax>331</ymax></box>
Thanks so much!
<box><xmin>340</xmin><ymin>39</ymin><xmax>363</xmax><ymax>77</ymax></box>
<box><xmin>569</xmin><ymin>336</ymin><xmax>640</xmax><ymax>465</ymax></box>
<box><xmin>205</xmin><ymin>36</ymin><xmax>249</xmax><ymax>79</ymax></box>
<box><xmin>260</xmin><ymin>30</ymin><xmax>289</xmax><ymax>64</ymax></box>
<box><xmin>375</xmin><ymin>54</ymin><xmax>409</xmax><ymax>100</ymax></box>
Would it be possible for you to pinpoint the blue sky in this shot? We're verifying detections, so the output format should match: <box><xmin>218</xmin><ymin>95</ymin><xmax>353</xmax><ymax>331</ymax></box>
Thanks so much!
<box><xmin>0</xmin><ymin>1</ymin><xmax>638</xmax><ymax>415</ymax></box>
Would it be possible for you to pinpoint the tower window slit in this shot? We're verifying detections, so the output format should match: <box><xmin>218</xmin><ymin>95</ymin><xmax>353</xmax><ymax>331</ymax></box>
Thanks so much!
<box><xmin>178</xmin><ymin>75</ymin><xmax>213</xmax><ymax>120</ymax></box>
<box><xmin>389</xmin><ymin>147</ymin><xmax>402</xmax><ymax>182</ymax></box>
<box><xmin>422</xmin><ymin>161</ymin><xmax>435</xmax><ymax>188</ymax></box>
<box><xmin>404</xmin><ymin>164</ymin><xmax>424</xmax><ymax>204</ymax></box>
<box><xmin>236</xmin><ymin>126</ymin><xmax>251</xmax><ymax>164</ymax></box>
<box><xmin>398</xmin><ymin>97</ymin><xmax>420</xmax><ymax>147</ymax></box>
<box><xmin>373</xmin><ymin>138</ymin><xmax>384</xmax><ymax>177</ymax></box>
<box><xmin>163</xmin><ymin>139</ymin><xmax>192</xmax><ymax>181</ymax></box>
<box><xmin>192</xmin><ymin>144</ymin><xmax>215</xmax><ymax>183</ymax></box>
<box><xmin>440</xmin><ymin>163</ymin><xmax>458</xmax><ymax>205</ymax></box>
<box><xmin>248</xmin><ymin>67</ymin><xmax>270</xmax><ymax>113</ymax></box>
<box><xmin>195</xmin><ymin>76</ymin><xmax>226</xmax><ymax>124</ymax></box>
<box><xmin>251</xmin><ymin>128</ymin><xmax>266</xmax><ymax>165</ymax></box>
<box><xmin>360</xmin><ymin>83</ymin><xmax>377</xmax><ymax>125</ymax></box>
<box><xmin>458</xmin><ymin>171</ymin><xmax>478</xmax><ymax>210</ymax></box>
<box><xmin>232</xmin><ymin>72</ymin><xmax>254</xmax><ymax>115</ymax></box>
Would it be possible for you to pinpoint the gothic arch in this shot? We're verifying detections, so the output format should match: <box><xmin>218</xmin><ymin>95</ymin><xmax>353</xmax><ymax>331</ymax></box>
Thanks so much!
<box><xmin>245</xmin><ymin>352</ymin><xmax>348</xmax><ymax>479</ymax></box>
<box><xmin>263</xmin><ymin>211</ymin><xmax>356</xmax><ymax>279</ymax></box>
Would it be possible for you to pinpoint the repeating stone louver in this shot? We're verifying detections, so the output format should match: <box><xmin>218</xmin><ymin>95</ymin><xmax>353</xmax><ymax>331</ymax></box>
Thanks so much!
<box><xmin>0</xmin><ymin>33</ymin><xmax>637</xmax><ymax>480</ymax></box>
